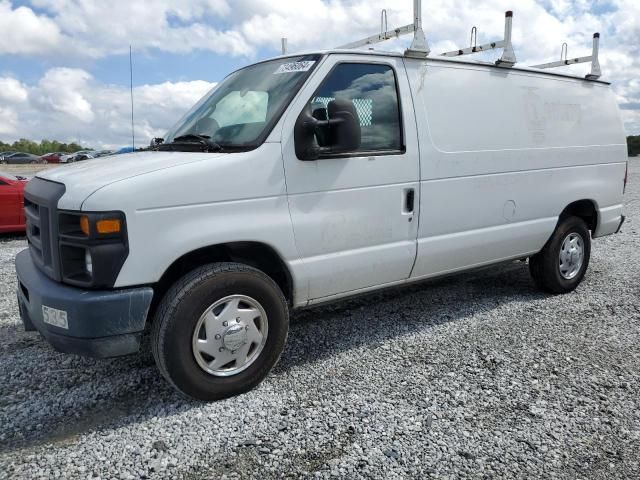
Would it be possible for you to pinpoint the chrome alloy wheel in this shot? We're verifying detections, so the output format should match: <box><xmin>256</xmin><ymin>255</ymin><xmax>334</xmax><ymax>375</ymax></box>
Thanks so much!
<box><xmin>191</xmin><ymin>295</ymin><xmax>268</xmax><ymax>377</ymax></box>
<box><xmin>559</xmin><ymin>232</ymin><xmax>584</xmax><ymax>280</ymax></box>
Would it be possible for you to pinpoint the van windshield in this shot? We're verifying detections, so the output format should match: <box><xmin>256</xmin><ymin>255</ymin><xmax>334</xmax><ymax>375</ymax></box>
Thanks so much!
<box><xmin>163</xmin><ymin>54</ymin><xmax>321</xmax><ymax>151</ymax></box>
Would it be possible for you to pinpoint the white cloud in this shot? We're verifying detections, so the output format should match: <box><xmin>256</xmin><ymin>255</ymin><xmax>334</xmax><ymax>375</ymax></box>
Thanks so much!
<box><xmin>0</xmin><ymin>106</ymin><xmax>20</xmax><ymax>136</ymax></box>
<box><xmin>0</xmin><ymin>0</ymin><xmax>66</xmax><ymax>55</ymax></box>
<box><xmin>0</xmin><ymin>0</ymin><xmax>638</xmax><ymax>139</ymax></box>
<box><xmin>25</xmin><ymin>0</ymin><xmax>251</xmax><ymax>57</ymax></box>
<box><xmin>0</xmin><ymin>77</ymin><xmax>29</xmax><ymax>103</ymax></box>
<box><xmin>0</xmin><ymin>76</ymin><xmax>29</xmax><ymax>135</ymax></box>
<box><xmin>0</xmin><ymin>69</ymin><xmax>215</xmax><ymax>148</ymax></box>
<box><xmin>32</xmin><ymin>68</ymin><xmax>95</xmax><ymax>122</ymax></box>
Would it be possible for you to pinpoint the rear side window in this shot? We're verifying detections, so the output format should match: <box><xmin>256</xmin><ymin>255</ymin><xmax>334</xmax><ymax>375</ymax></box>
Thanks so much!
<box><xmin>309</xmin><ymin>63</ymin><xmax>403</xmax><ymax>153</ymax></box>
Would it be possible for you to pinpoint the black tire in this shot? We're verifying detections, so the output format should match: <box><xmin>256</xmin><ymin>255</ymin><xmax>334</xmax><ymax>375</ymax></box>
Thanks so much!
<box><xmin>151</xmin><ymin>262</ymin><xmax>289</xmax><ymax>401</ymax></box>
<box><xmin>529</xmin><ymin>216</ymin><xmax>591</xmax><ymax>294</ymax></box>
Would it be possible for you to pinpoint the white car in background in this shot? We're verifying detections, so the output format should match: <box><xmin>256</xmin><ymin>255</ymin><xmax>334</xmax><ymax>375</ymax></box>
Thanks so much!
<box><xmin>59</xmin><ymin>151</ymin><xmax>96</xmax><ymax>163</ymax></box>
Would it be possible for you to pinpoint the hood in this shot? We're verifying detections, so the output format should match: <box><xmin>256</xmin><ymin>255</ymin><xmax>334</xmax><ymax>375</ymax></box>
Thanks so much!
<box><xmin>37</xmin><ymin>151</ymin><xmax>223</xmax><ymax>210</ymax></box>
<box><xmin>9</xmin><ymin>178</ymin><xmax>27</xmax><ymax>188</ymax></box>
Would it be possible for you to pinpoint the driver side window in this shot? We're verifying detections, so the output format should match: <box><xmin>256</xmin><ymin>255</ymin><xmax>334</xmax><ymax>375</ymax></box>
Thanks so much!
<box><xmin>309</xmin><ymin>63</ymin><xmax>403</xmax><ymax>153</ymax></box>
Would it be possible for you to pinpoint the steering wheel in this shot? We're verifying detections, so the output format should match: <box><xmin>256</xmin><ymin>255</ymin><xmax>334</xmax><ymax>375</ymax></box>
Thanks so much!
<box><xmin>193</xmin><ymin>117</ymin><xmax>220</xmax><ymax>137</ymax></box>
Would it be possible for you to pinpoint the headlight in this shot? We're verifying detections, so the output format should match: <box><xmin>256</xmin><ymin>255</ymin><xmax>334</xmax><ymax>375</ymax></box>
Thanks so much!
<box><xmin>58</xmin><ymin>211</ymin><xmax>128</xmax><ymax>288</ymax></box>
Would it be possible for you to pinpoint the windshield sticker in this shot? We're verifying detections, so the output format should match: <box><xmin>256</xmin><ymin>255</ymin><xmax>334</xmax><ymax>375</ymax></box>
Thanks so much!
<box><xmin>274</xmin><ymin>61</ymin><xmax>316</xmax><ymax>74</ymax></box>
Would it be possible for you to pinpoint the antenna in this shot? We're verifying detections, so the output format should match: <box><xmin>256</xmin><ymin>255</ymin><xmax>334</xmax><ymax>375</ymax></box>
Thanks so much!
<box><xmin>337</xmin><ymin>0</ymin><xmax>429</xmax><ymax>56</ymax></box>
<box><xmin>530</xmin><ymin>33</ymin><xmax>601</xmax><ymax>80</ymax></box>
<box><xmin>439</xmin><ymin>11</ymin><xmax>516</xmax><ymax>67</ymax></box>
<box><xmin>281</xmin><ymin>38</ymin><xmax>288</xmax><ymax>55</ymax></box>
<box><xmin>129</xmin><ymin>45</ymin><xmax>135</xmax><ymax>151</ymax></box>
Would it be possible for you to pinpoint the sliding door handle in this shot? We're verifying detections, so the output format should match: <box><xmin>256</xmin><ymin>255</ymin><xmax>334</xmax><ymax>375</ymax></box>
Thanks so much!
<box><xmin>404</xmin><ymin>188</ymin><xmax>415</xmax><ymax>214</ymax></box>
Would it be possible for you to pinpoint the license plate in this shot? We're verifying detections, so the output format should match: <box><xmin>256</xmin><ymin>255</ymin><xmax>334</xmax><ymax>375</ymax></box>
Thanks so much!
<box><xmin>42</xmin><ymin>305</ymin><xmax>68</xmax><ymax>329</ymax></box>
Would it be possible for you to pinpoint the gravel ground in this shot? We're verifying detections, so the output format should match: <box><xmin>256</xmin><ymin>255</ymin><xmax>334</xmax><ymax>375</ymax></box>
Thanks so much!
<box><xmin>1</xmin><ymin>160</ymin><xmax>639</xmax><ymax>479</ymax></box>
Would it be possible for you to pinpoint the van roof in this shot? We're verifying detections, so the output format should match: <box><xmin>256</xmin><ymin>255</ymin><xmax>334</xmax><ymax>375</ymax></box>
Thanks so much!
<box><xmin>271</xmin><ymin>49</ymin><xmax>611</xmax><ymax>86</ymax></box>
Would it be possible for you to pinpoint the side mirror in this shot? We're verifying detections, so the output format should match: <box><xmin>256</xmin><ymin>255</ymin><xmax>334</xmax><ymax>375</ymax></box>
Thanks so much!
<box><xmin>294</xmin><ymin>99</ymin><xmax>361</xmax><ymax>161</ymax></box>
<box><xmin>294</xmin><ymin>107</ymin><xmax>320</xmax><ymax>161</ymax></box>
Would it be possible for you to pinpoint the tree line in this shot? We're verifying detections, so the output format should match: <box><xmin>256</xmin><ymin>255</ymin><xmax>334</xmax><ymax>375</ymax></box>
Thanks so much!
<box><xmin>0</xmin><ymin>139</ymin><xmax>90</xmax><ymax>156</ymax></box>
<box><xmin>628</xmin><ymin>135</ymin><xmax>640</xmax><ymax>157</ymax></box>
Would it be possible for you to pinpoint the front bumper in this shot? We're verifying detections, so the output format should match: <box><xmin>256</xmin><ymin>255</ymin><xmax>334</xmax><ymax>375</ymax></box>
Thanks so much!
<box><xmin>15</xmin><ymin>249</ymin><xmax>153</xmax><ymax>358</ymax></box>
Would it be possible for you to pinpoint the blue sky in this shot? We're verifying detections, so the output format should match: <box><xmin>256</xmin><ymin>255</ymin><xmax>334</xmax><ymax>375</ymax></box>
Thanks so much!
<box><xmin>0</xmin><ymin>0</ymin><xmax>638</xmax><ymax>147</ymax></box>
<box><xmin>1</xmin><ymin>47</ymin><xmax>250</xmax><ymax>86</ymax></box>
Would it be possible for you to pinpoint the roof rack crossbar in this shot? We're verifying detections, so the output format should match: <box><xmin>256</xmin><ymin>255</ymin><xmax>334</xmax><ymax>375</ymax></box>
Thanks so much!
<box><xmin>439</xmin><ymin>11</ymin><xmax>516</xmax><ymax>67</ymax></box>
<box><xmin>337</xmin><ymin>23</ymin><xmax>416</xmax><ymax>49</ymax></box>
<box><xmin>337</xmin><ymin>0</ymin><xmax>430</xmax><ymax>57</ymax></box>
<box><xmin>331</xmin><ymin>2</ymin><xmax>604</xmax><ymax>80</ymax></box>
<box><xmin>530</xmin><ymin>33</ymin><xmax>601</xmax><ymax>80</ymax></box>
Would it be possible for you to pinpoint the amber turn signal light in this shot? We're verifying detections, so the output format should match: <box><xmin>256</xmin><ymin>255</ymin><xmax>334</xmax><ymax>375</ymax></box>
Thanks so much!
<box><xmin>80</xmin><ymin>215</ymin><xmax>90</xmax><ymax>235</ymax></box>
<box><xmin>96</xmin><ymin>219</ymin><xmax>122</xmax><ymax>234</ymax></box>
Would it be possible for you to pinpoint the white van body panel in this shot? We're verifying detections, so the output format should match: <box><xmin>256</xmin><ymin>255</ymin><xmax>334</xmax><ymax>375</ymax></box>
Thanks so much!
<box><xmin>41</xmin><ymin>151</ymin><xmax>224</xmax><ymax>211</ymax></box>
<box><xmin>280</xmin><ymin>54</ymin><xmax>420</xmax><ymax>300</ymax></box>
<box><xmin>80</xmin><ymin>143</ymin><xmax>306</xmax><ymax>298</ymax></box>
<box><xmin>403</xmin><ymin>58</ymin><xmax>627</xmax><ymax>280</ymax></box>
<box><xmin>32</xmin><ymin>51</ymin><xmax>627</xmax><ymax>309</ymax></box>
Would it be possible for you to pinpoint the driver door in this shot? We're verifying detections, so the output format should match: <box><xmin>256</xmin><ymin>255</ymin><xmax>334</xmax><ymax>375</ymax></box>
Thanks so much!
<box><xmin>281</xmin><ymin>55</ymin><xmax>420</xmax><ymax>301</ymax></box>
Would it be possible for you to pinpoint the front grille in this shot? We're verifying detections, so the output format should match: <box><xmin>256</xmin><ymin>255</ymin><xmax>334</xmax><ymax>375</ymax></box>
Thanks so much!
<box><xmin>23</xmin><ymin>178</ymin><xmax>66</xmax><ymax>281</ymax></box>
<box><xmin>24</xmin><ymin>199</ymin><xmax>47</xmax><ymax>267</ymax></box>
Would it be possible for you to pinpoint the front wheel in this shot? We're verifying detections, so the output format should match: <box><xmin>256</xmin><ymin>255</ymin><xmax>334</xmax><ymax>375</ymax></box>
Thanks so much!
<box><xmin>529</xmin><ymin>216</ymin><xmax>591</xmax><ymax>294</ymax></box>
<box><xmin>151</xmin><ymin>262</ymin><xmax>289</xmax><ymax>401</ymax></box>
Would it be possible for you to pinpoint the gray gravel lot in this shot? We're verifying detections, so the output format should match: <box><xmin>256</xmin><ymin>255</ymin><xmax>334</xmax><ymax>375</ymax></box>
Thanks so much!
<box><xmin>1</xmin><ymin>160</ymin><xmax>639</xmax><ymax>479</ymax></box>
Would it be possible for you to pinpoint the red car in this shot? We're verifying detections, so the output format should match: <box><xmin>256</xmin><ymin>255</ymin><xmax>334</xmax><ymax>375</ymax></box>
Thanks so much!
<box><xmin>0</xmin><ymin>172</ymin><xmax>27</xmax><ymax>233</ymax></box>
<box><xmin>40</xmin><ymin>152</ymin><xmax>66</xmax><ymax>164</ymax></box>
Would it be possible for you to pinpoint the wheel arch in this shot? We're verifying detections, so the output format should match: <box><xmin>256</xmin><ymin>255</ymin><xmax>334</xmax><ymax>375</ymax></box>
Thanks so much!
<box><xmin>153</xmin><ymin>241</ymin><xmax>295</xmax><ymax>310</ymax></box>
<box><xmin>558</xmin><ymin>199</ymin><xmax>598</xmax><ymax>233</ymax></box>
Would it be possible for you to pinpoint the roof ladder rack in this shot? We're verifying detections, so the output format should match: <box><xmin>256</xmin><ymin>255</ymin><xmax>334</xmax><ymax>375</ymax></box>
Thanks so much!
<box><xmin>338</xmin><ymin>0</ymin><xmax>430</xmax><ymax>57</ymax></box>
<box><xmin>439</xmin><ymin>11</ymin><xmax>516</xmax><ymax>67</ymax></box>
<box><xmin>530</xmin><ymin>33</ymin><xmax>601</xmax><ymax>80</ymax></box>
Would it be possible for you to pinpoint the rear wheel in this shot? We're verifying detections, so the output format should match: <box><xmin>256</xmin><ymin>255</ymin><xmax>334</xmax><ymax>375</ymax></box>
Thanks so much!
<box><xmin>529</xmin><ymin>216</ymin><xmax>591</xmax><ymax>293</ymax></box>
<box><xmin>151</xmin><ymin>262</ymin><xmax>289</xmax><ymax>401</ymax></box>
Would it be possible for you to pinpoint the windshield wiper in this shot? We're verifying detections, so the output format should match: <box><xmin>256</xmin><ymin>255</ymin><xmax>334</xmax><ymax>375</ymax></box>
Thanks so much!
<box><xmin>158</xmin><ymin>134</ymin><xmax>223</xmax><ymax>153</ymax></box>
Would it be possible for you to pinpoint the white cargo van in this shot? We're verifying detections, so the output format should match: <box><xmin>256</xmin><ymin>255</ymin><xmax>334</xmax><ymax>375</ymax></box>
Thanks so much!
<box><xmin>16</xmin><ymin>10</ymin><xmax>628</xmax><ymax>400</ymax></box>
